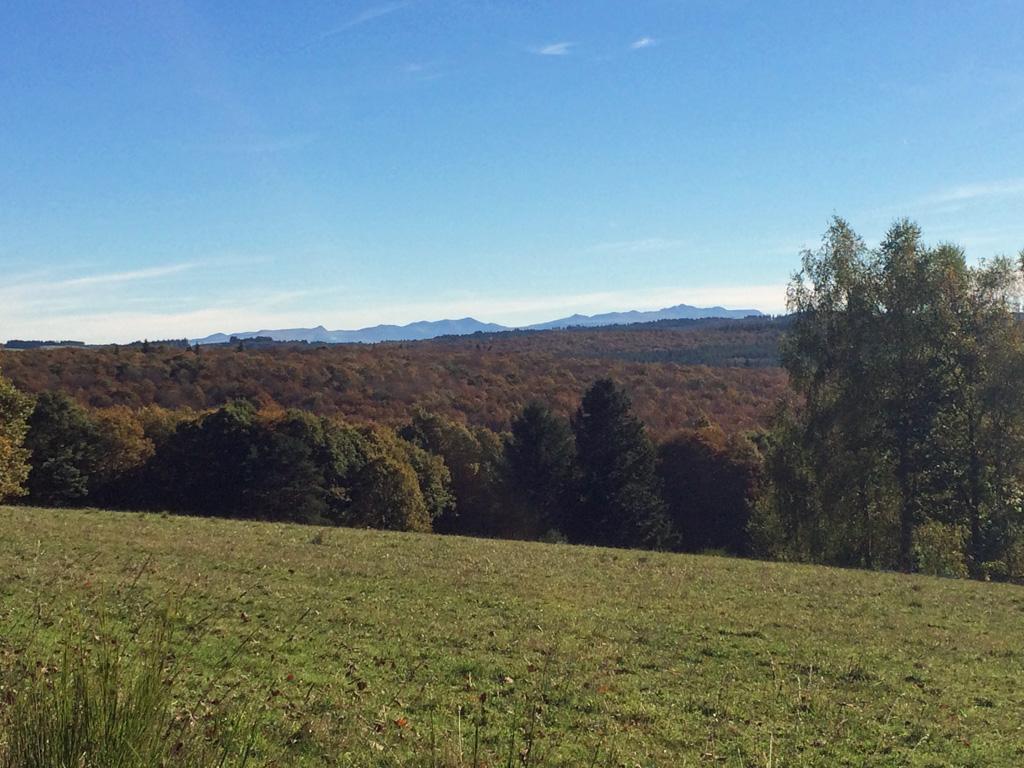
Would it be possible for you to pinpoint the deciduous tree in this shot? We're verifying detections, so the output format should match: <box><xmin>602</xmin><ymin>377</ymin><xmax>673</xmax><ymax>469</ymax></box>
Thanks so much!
<box><xmin>0</xmin><ymin>371</ymin><xmax>32</xmax><ymax>501</ymax></box>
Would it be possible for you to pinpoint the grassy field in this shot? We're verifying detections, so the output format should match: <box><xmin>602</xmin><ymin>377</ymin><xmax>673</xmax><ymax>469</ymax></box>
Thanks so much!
<box><xmin>1</xmin><ymin>506</ymin><xmax>1022</xmax><ymax>766</ymax></box>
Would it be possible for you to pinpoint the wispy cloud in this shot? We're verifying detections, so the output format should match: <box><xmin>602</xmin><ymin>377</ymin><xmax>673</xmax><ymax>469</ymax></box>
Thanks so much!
<box><xmin>861</xmin><ymin>177</ymin><xmax>1024</xmax><ymax>223</ymax></box>
<box><xmin>584</xmin><ymin>236</ymin><xmax>805</xmax><ymax>262</ymax></box>
<box><xmin>532</xmin><ymin>42</ymin><xmax>575</xmax><ymax>57</ymax></box>
<box><xmin>923</xmin><ymin>178</ymin><xmax>1024</xmax><ymax>207</ymax></box>
<box><xmin>0</xmin><ymin>269</ymin><xmax>344</xmax><ymax>344</ymax></box>
<box><xmin>55</xmin><ymin>266</ymin><xmax>189</xmax><ymax>293</ymax></box>
<box><xmin>630</xmin><ymin>37</ymin><xmax>657</xmax><ymax>50</ymax></box>
<box><xmin>20</xmin><ymin>263</ymin><xmax>196</xmax><ymax>292</ymax></box>
<box><xmin>0</xmin><ymin>263</ymin><xmax>199</xmax><ymax>339</ymax></box>
<box><xmin>401</xmin><ymin>61</ymin><xmax>443</xmax><ymax>81</ymax></box>
<box><xmin>304</xmin><ymin>1</ymin><xmax>410</xmax><ymax>48</ymax></box>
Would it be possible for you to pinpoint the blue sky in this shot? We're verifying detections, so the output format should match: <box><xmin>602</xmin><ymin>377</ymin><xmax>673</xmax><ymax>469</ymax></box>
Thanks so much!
<box><xmin>2</xmin><ymin>0</ymin><xmax>1023</xmax><ymax>343</ymax></box>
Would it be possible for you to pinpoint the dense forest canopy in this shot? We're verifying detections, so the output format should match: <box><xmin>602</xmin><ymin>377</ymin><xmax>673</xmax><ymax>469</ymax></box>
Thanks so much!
<box><xmin>0</xmin><ymin>318</ymin><xmax>788</xmax><ymax>438</ymax></box>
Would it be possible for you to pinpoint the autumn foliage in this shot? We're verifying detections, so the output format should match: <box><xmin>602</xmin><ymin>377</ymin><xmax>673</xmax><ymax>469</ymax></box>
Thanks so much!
<box><xmin>0</xmin><ymin>318</ymin><xmax>788</xmax><ymax>439</ymax></box>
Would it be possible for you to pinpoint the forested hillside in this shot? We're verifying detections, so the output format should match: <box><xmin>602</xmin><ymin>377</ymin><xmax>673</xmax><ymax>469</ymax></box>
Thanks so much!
<box><xmin>0</xmin><ymin>317</ymin><xmax>787</xmax><ymax>437</ymax></box>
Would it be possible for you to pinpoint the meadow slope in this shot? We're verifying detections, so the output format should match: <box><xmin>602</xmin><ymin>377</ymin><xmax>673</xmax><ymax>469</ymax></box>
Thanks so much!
<box><xmin>1</xmin><ymin>506</ymin><xmax>1022</xmax><ymax>766</ymax></box>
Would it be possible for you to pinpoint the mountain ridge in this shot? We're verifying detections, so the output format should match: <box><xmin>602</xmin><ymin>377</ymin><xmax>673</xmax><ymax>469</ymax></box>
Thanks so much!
<box><xmin>192</xmin><ymin>303</ymin><xmax>763</xmax><ymax>345</ymax></box>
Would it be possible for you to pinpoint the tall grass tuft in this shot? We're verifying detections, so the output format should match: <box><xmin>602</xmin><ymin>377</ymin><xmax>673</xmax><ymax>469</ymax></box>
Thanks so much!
<box><xmin>1</xmin><ymin>615</ymin><xmax>252</xmax><ymax>768</ymax></box>
<box><xmin>2</xmin><ymin>619</ymin><xmax>171</xmax><ymax>768</ymax></box>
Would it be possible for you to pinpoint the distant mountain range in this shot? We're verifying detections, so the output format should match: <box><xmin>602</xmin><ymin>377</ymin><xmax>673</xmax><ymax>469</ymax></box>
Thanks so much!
<box><xmin>525</xmin><ymin>304</ymin><xmax>762</xmax><ymax>330</ymax></box>
<box><xmin>192</xmin><ymin>303</ymin><xmax>764</xmax><ymax>345</ymax></box>
<box><xmin>193</xmin><ymin>319</ymin><xmax>508</xmax><ymax>345</ymax></box>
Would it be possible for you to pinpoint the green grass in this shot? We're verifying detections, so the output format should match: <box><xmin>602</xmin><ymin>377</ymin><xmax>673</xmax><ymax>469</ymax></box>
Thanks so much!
<box><xmin>1</xmin><ymin>506</ymin><xmax>1022</xmax><ymax>766</ymax></box>
<box><xmin>1</xmin><ymin>610</ymin><xmax>255</xmax><ymax>768</ymax></box>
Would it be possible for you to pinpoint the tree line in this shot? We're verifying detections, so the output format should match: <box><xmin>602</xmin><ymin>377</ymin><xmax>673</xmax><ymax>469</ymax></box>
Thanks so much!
<box><xmin>0</xmin><ymin>376</ymin><xmax>758</xmax><ymax>554</ymax></box>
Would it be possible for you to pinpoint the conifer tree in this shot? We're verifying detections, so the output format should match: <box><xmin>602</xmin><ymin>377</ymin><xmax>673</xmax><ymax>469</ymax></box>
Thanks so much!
<box><xmin>503</xmin><ymin>402</ymin><xmax>574</xmax><ymax>538</ymax></box>
<box><xmin>570</xmin><ymin>379</ymin><xmax>672</xmax><ymax>548</ymax></box>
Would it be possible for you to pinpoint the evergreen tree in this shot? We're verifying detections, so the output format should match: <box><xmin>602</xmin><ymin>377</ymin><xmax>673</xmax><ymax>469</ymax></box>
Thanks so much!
<box><xmin>24</xmin><ymin>392</ymin><xmax>101</xmax><ymax>506</ymax></box>
<box><xmin>503</xmin><ymin>402</ymin><xmax>575</xmax><ymax>538</ymax></box>
<box><xmin>570</xmin><ymin>379</ymin><xmax>672</xmax><ymax>548</ymax></box>
<box><xmin>247</xmin><ymin>410</ymin><xmax>352</xmax><ymax>524</ymax></box>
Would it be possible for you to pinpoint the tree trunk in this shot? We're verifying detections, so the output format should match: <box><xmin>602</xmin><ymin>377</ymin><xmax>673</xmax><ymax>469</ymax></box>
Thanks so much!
<box><xmin>897</xmin><ymin>434</ymin><xmax>914</xmax><ymax>571</ymax></box>
<box><xmin>966</xmin><ymin>418</ymin><xmax>983</xmax><ymax>578</ymax></box>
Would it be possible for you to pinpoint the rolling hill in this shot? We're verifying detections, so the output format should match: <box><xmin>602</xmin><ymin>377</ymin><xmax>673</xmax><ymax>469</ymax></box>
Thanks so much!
<box><xmin>2</xmin><ymin>505</ymin><xmax>1021</xmax><ymax>766</ymax></box>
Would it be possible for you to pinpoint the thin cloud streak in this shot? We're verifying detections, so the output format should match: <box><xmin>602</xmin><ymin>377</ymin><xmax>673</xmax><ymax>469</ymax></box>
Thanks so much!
<box><xmin>924</xmin><ymin>178</ymin><xmax>1024</xmax><ymax>206</ymax></box>
<box><xmin>402</xmin><ymin>61</ymin><xmax>444</xmax><ymax>81</ymax></box>
<box><xmin>532</xmin><ymin>42</ymin><xmax>575</xmax><ymax>56</ymax></box>
<box><xmin>0</xmin><ymin>263</ymin><xmax>200</xmax><ymax>335</ymax></box>
<box><xmin>861</xmin><ymin>177</ymin><xmax>1024</xmax><ymax>227</ymax></box>
<box><xmin>630</xmin><ymin>37</ymin><xmax>657</xmax><ymax>49</ymax></box>
<box><xmin>303</xmin><ymin>1</ymin><xmax>410</xmax><ymax>49</ymax></box>
<box><xmin>58</xmin><ymin>263</ymin><xmax>196</xmax><ymax>288</ymax></box>
<box><xmin>1</xmin><ymin>264</ymin><xmax>196</xmax><ymax>302</ymax></box>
